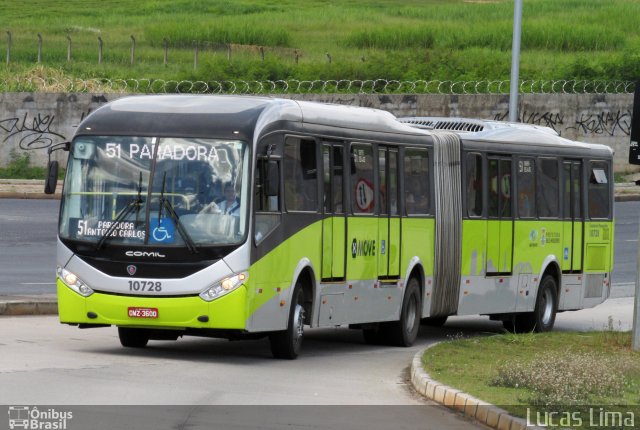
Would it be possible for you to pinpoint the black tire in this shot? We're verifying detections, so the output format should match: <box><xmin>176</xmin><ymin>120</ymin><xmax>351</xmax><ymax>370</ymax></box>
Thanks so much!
<box><xmin>385</xmin><ymin>277</ymin><xmax>422</xmax><ymax>347</ymax></box>
<box><xmin>515</xmin><ymin>275</ymin><xmax>558</xmax><ymax>333</ymax></box>
<box><xmin>269</xmin><ymin>283</ymin><xmax>305</xmax><ymax>359</ymax></box>
<box><xmin>421</xmin><ymin>316</ymin><xmax>448</xmax><ymax>327</ymax></box>
<box><xmin>118</xmin><ymin>327</ymin><xmax>149</xmax><ymax>348</ymax></box>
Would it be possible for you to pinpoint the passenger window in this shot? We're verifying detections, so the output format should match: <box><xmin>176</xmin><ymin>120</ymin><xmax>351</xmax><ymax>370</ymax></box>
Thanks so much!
<box><xmin>351</xmin><ymin>144</ymin><xmax>375</xmax><ymax>214</ymax></box>
<box><xmin>517</xmin><ymin>158</ymin><xmax>536</xmax><ymax>218</ymax></box>
<box><xmin>466</xmin><ymin>153</ymin><xmax>483</xmax><ymax>217</ymax></box>
<box><xmin>537</xmin><ymin>158</ymin><xmax>559</xmax><ymax>218</ymax></box>
<box><xmin>563</xmin><ymin>163</ymin><xmax>572</xmax><ymax>219</ymax></box>
<box><xmin>284</xmin><ymin>137</ymin><xmax>318</xmax><ymax>212</ymax></box>
<box><xmin>389</xmin><ymin>151</ymin><xmax>399</xmax><ymax>216</ymax></box>
<box><xmin>499</xmin><ymin>159</ymin><xmax>512</xmax><ymax>218</ymax></box>
<box><xmin>403</xmin><ymin>148</ymin><xmax>430</xmax><ymax>215</ymax></box>
<box><xmin>588</xmin><ymin>162</ymin><xmax>610</xmax><ymax>219</ymax></box>
<box><xmin>333</xmin><ymin>146</ymin><xmax>344</xmax><ymax>214</ymax></box>
<box><xmin>379</xmin><ymin>149</ymin><xmax>388</xmax><ymax>215</ymax></box>
<box><xmin>488</xmin><ymin>158</ymin><xmax>511</xmax><ymax>218</ymax></box>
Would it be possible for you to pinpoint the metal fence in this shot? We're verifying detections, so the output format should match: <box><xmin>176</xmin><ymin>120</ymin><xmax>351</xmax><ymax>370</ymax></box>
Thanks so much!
<box><xmin>0</xmin><ymin>78</ymin><xmax>635</xmax><ymax>94</ymax></box>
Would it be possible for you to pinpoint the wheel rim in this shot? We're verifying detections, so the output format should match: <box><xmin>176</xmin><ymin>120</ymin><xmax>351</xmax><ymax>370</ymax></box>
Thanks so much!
<box><xmin>292</xmin><ymin>303</ymin><xmax>305</xmax><ymax>348</ymax></box>
<box><xmin>541</xmin><ymin>287</ymin><xmax>554</xmax><ymax>326</ymax></box>
<box><xmin>405</xmin><ymin>294</ymin><xmax>417</xmax><ymax>334</ymax></box>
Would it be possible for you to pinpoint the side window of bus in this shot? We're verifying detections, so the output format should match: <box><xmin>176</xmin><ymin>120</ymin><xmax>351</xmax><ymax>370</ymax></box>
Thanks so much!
<box><xmin>351</xmin><ymin>144</ymin><xmax>375</xmax><ymax>214</ymax></box>
<box><xmin>284</xmin><ymin>137</ymin><xmax>318</xmax><ymax>212</ymax></box>
<box><xmin>488</xmin><ymin>158</ymin><xmax>511</xmax><ymax>218</ymax></box>
<box><xmin>465</xmin><ymin>153</ymin><xmax>483</xmax><ymax>217</ymax></box>
<box><xmin>255</xmin><ymin>140</ymin><xmax>282</xmax><ymax>244</ymax></box>
<box><xmin>588</xmin><ymin>161</ymin><xmax>610</xmax><ymax>219</ymax></box>
<box><xmin>517</xmin><ymin>158</ymin><xmax>536</xmax><ymax>218</ymax></box>
<box><xmin>537</xmin><ymin>158</ymin><xmax>559</xmax><ymax>218</ymax></box>
<box><xmin>403</xmin><ymin>148</ymin><xmax>430</xmax><ymax>215</ymax></box>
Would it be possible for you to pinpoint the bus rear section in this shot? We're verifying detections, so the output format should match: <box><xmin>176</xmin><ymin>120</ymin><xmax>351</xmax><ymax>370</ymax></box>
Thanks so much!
<box><xmin>400</xmin><ymin>118</ymin><xmax>614</xmax><ymax>332</ymax></box>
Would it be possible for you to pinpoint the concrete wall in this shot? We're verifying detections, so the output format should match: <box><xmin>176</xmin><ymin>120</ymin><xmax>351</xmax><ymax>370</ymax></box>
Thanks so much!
<box><xmin>0</xmin><ymin>92</ymin><xmax>635</xmax><ymax>171</ymax></box>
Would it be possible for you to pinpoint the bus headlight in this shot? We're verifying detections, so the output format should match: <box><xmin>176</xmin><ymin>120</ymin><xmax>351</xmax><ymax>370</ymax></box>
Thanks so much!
<box><xmin>57</xmin><ymin>267</ymin><xmax>94</xmax><ymax>297</ymax></box>
<box><xmin>200</xmin><ymin>272</ymin><xmax>248</xmax><ymax>302</ymax></box>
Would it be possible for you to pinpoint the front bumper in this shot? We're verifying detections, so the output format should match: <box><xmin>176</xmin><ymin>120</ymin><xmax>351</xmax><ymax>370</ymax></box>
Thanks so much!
<box><xmin>57</xmin><ymin>278</ymin><xmax>248</xmax><ymax>330</ymax></box>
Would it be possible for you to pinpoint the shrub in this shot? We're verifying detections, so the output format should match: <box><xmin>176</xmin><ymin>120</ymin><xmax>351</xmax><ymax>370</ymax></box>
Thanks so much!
<box><xmin>491</xmin><ymin>352</ymin><xmax>626</xmax><ymax>405</ymax></box>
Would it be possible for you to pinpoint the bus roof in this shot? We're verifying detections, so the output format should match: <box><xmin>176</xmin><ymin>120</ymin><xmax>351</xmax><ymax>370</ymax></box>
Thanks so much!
<box><xmin>75</xmin><ymin>96</ymin><xmax>613</xmax><ymax>158</ymax></box>
<box><xmin>400</xmin><ymin>116</ymin><xmax>613</xmax><ymax>156</ymax></box>
<box><xmin>76</xmin><ymin>95</ymin><xmax>423</xmax><ymax>140</ymax></box>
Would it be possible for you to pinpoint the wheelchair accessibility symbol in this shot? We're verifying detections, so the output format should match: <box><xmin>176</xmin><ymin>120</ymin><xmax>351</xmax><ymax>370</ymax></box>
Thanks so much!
<box><xmin>150</xmin><ymin>218</ymin><xmax>175</xmax><ymax>244</ymax></box>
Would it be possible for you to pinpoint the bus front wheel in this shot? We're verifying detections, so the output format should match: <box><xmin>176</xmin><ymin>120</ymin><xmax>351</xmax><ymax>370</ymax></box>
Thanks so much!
<box><xmin>118</xmin><ymin>327</ymin><xmax>150</xmax><ymax>348</ymax></box>
<box><xmin>269</xmin><ymin>283</ymin><xmax>305</xmax><ymax>359</ymax></box>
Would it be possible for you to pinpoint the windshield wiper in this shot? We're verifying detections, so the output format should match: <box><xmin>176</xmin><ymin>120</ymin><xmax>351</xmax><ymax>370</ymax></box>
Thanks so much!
<box><xmin>157</xmin><ymin>172</ymin><xmax>198</xmax><ymax>254</ymax></box>
<box><xmin>96</xmin><ymin>172</ymin><xmax>145</xmax><ymax>250</ymax></box>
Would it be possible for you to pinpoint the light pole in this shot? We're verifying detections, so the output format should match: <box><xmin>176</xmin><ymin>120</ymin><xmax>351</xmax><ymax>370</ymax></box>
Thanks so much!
<box><xmin>508</xmin><ymin>0</ymin><xmax>523</xmax><ymax>123</ymax></box>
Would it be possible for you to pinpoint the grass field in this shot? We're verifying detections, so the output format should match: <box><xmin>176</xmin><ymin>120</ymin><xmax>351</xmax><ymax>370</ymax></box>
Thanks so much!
<box><xmin>422</xmin><ymin>329</ymin><xmax>640</xmax><ymax>425</ymax></box>
<box><xmin>1</xmin><ymin>0</ymin><xmax>639</xmax><ymax>87</ymax></box>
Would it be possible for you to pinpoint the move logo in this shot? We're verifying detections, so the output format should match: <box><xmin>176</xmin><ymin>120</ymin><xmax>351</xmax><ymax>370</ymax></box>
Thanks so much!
<box><xmin>351</xmin><ymin>238</ymin><xmax>376</xmax><ymax>258</ymax></box>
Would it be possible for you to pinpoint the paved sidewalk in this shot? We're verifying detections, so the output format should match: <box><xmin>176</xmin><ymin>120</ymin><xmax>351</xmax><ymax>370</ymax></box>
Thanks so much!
<box><xmin>0</xmin><ymin>294</ymin><xmax>57</xmax><ymax>315</ymax></box>
<box><xmin>0</xmin><ymin>179</ymin><xmax>62</xmax><ymax>199</ymax></box>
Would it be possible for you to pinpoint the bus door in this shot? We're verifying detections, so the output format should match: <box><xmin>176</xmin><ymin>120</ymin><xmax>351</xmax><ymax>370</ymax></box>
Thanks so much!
<box><xmin>321</xmin><ymin>142</ymin><xmax>346</xmax><ymax>280</ymax></box>
<box><xmin>562</xmin><ymin>161</ymin><xmax>583</xmax><ymax>271</ymax></box>
<box><xmin>377</xmin><ymin>147</ymin><xmax>400</xmax><ymax>278</ymax></box>
<box><xmin>487</xmin><ymin>157</ymin><xmax>513</xmax><ymax>274</ymax></box>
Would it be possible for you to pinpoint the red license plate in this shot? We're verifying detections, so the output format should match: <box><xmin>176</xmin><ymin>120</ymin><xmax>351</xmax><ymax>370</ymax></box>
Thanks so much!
<box><xmin>127</xmin><ymin>307</ymin><xmax>159</xmax><ymax>319</ymax></box>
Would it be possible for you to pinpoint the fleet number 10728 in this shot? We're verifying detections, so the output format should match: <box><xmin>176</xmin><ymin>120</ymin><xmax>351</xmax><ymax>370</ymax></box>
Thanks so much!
<box><xmin>128</xmin><ymin>280</ymin><xmax>162</xmax><ymax>292</ymax></box>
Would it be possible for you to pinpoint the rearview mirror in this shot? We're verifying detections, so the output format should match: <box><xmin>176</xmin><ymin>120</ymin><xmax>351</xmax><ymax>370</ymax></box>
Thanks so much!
<box><xmin>44</xmin><ymin>161</ymin><xmax>59</xmax><ymax>194</ymax></box>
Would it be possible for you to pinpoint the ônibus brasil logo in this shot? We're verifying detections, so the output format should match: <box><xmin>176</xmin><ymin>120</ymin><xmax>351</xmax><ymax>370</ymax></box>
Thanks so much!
<box><xmin>8</xmin><ymin>406</ymin><xmax>73</xmax><ymax>430</ymax></box>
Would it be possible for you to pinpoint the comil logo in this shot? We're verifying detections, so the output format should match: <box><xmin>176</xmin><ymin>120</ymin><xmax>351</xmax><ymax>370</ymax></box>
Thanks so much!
<box><xmin>8</xmin><ymin>406</ymin><xmax>73</xmax><ymax>430</ymax></box>
<box><xmin>125</xmin><ymin>251</ymin><xmax>166</xmax><ymax>258</ymax></box>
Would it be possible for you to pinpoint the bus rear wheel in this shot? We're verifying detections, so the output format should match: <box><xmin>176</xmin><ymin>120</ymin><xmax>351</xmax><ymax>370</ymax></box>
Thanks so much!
<box><xmin>385</xmin><ymin>277</ymin><xmax>421</xmax><ymax>347</ymax></box>
<box><xmin>504</xmin><ymin>275</ymin><xmax>558</xmax><ymax>333</ymax></box>
<box><xmin>118</xmin><ymin>327</ymin><xmax>149</xmax><ymax>348</ymax></box>
<box><xmin>269</xmin><ymin>283</ymin><xmax>305</xmax><ymax>359</ymax></box>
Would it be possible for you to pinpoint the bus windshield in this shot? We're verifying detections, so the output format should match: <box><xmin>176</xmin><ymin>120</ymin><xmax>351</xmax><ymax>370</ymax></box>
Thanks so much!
<box><xmin>59</xmin><ymin>136</ymin><xmax>249</xmax><ymax>248</ymax></box>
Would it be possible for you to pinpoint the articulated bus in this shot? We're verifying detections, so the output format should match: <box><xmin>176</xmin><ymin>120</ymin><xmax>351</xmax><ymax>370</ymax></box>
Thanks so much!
<box><xmin>46</xmin><ymin>96</ymin><xmax>614</xmax><ymax>359</ymax></box>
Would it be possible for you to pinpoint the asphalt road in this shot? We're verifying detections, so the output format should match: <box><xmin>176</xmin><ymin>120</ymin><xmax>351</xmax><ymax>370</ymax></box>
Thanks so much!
<box><xmin>0</xmin><ymin>199</ymin><xmax>59</xmax><ymax>295</ymax></box>
<box><xmin>0</xmin><ymin>296</ymin><xmax>633</xmax><ymax>429</ymax></box>
<box><xmin>613</xmin><ymin>199</ymin><xmax>640</xmax><ymax>285</ymax></box>
<box><xmin>1</xmin><ymin>317</ymin><xmax>485</xmax><ymax>430</ymax></box>
<box><xmin>0</xmin><ymin>198</ymin><xmax>637</xmax><ymax>295</ymax></box>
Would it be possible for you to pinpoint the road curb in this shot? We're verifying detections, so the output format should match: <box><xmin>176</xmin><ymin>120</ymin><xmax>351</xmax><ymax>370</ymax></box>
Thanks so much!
<box><xmin>0</xmin><ymin>191</ymin><xmax>61</xmax><ymax>200</ymax></box>
<box><xmin>411</xmin><ymin>348</ymin><xmax>543</xmax><ymax>430</ymax></box>
<box><xmin>0</xmin><ymin>298</ymin><xmax>58</xmax><ymax>316</ymax></box>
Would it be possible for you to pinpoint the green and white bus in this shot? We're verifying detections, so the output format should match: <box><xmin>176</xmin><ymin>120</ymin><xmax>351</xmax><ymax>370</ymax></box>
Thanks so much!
<box><xmin>47</xmin><ymin>96</ymin><xmax>614</xmax><ymax>359</ymax></box>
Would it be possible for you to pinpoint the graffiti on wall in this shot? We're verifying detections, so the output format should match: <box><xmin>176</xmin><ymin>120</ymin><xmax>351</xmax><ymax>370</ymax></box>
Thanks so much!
<box><xmin>0</xmin><ymin>112</ymin><xmax>66</xmax><ymax>150</ymax></box>
<box><xmin>0</xmin><ymin>108</ymin><xmax>97</xmax><ymax>152</ymax></box>
<box><xmin>567</xmin><ymin>110</ymin><xmax>632</xmax><ymax>137</ymax></box>
<box><xmin>493</xmin><ymin>109</ymin><xmax>632</xmax><ymax>138</ymax></box>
